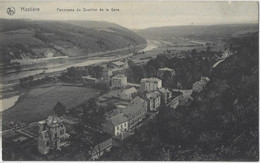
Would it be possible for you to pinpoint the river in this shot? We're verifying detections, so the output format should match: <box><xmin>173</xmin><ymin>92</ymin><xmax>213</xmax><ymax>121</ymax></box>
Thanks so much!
<box><xmin>1</xmin><ymin>95</ymin><xmax>20</xmax><ymax>112</ymax></box>
<box><xmin>1</xmin><ymin>40</ymin><xmax>160</xmax><ymax>111</ymax></box>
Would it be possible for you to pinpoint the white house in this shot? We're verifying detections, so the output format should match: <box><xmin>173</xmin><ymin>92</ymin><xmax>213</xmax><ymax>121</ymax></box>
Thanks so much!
<box><xmin>140</xmin><ymin>78</ymin><xmax>162</xmax><ymax>92</ymax></box>
<box><xmin>103</xmin><ymin>113</ymin><xmax>128</xmax><ymax>136</ymax></box>
<box><xmin>119</xmin><ymin>96</ymin><xmax>147</xmax><ymax>129</ymax></box>
<box><xmin>111</xmin><ymin>74</ymin><xmax>127</xmax><ymax>88</ymax></box>
<box><xmin>119</xmin><ymin>87</ymin><xmax>137</xmax><ymax>100</ymax></box>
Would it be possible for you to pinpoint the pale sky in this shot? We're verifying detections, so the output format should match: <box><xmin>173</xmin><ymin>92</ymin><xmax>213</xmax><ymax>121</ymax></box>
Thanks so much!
<box><xmin>0</xmin><ymin>1</ymin><xmax>258</xmax><ymax>29</ymax></box>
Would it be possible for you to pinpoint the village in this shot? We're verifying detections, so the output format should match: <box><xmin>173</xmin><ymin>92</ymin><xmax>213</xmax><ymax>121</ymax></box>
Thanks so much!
<box><xmin>2</xmin><ymin>51</ymin><xmax>216</xmax><ymax>160</ymax></box>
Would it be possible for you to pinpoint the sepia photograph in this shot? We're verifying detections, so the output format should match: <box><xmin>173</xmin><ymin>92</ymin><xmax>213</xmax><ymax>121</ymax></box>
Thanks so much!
<box><xmin>0</xmin><ymin>1</ymin><xmax>259</xmax><ymax>161</ymax></box>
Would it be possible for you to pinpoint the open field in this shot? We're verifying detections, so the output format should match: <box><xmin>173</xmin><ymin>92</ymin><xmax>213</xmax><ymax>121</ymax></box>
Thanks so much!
<box><xmin>2</xmin><ymin>85</ymin><xmax>100</xmax><ymax>124</ymax></box>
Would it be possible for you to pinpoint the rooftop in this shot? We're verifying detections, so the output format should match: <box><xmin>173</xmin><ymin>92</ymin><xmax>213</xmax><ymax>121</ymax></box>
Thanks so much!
<box><xmin>120</xmin><ymin>96</ymin><xmax>147</xmax><ymax>116</ymax></box>
<box><xmin>141</xmin><ymin>77</ymin><xmax>161</xmax><ymax>83</ymax></box>
<box><xmin>131</xmin><ymin>96</ymin><xmax>146</xmax><ymax>104</ymax></box>
<box><xmin>46</xmin><ymin>115</ymin><xmax>63</xmax><ymax>126</ymax></box>
<box><xmin>109</xmin><ymin>113</ymin><xmax>128</xmax><ymax>126</ymax></box>
<box><xmin>146</xmin><ymin>91</ymin><xmax>161</xmax><ymax>99</ymax></box>
<box><xmin>113</xmin><ymin>74</ymin><xmax>127</xmax><ymax>79</ymax></box>
<box><xmin>158</xmin><ymin>67</ymin><xmax>175</xmax><ymax>71</ymax></box>
<box><xmin>158</xmin><ymin>87</ymin><xmax>171</xmax><ymax>93</ymax></box>
<box><xmin>82</xmin><ymin>76</ymin><xmax>98</xmax><ymax>80</ymax></box>
<box><xmin>201</xmin><ymin>77</ymin><xmax>210</xmax><ymax>83</ymax></box>
<box><xmin>112</xmin><ymin>61</ymin><xmax>125</xmax><ymax>66</ymax></box>
<box><xmin>121</xmin><ymin>87</ymin><xmax>137</xmax><ymax>94</ymax></box>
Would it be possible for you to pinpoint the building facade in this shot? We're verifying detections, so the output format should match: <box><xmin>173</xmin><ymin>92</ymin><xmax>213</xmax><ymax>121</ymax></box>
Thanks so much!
<box><xmin>102</xmin><ymin>67</ymin><xmax>113</xmax><ymax>79</ymax></box>
<box><xmin>38</xmin><ymin>115</ymin><xmax>69</xmax><ymax>155</ymax></box>
<box><xmin>192</xmin><ymin>77</ymin><xmax>210</xmax><ymax>92</ymax></box>
<box><xmin>158</xmin><ymin>87</ymin><xmax>172</xmax><ymax>104</ymax></box>
<box><xmin>140</xmin><ymin>78</ymin><xmax>162</xmax><ymax>92</ymax></box>
<box><xmin>120</xmin><ymin>96</ymin><xmax>147</xmax><ymax>129</ymax></box>
<box><xmin>103</xmin><ymin>113</ymin><xmax>128</xmax><ymax>136</ymax></box>
<box><xmin>145</xmin><ymin>91</ymin><xmax>161</xmax><ymax>111</ymax></box>
<box><xmin>111</xmin><ymin>74</ymin><xmax>127</xmax><ymax>88</ymax></box>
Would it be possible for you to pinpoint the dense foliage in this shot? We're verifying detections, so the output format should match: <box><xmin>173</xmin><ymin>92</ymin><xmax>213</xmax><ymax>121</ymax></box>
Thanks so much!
<box><xmin>126</xmin><ymin>50</ymin><xmax>220</xmax><ymax>89</ymax></box>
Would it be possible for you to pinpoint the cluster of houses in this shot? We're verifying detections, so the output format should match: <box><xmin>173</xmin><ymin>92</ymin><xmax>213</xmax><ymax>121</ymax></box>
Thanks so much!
<box><xmin>98</xmin><ymin>64</ymin><xmax>175</xmax><ymax>139</ymax></box>
<box><xmin>37</xmin><ymin>58</ymin><xmax>211</xmax><ymax>160</ymax></box>
<box><xmin>192</xmin><ymin>77</ymin><xmax>210</xmax><ymax>93</ymax></box>
<box><xmin>37</xmin><ymin>102</ymin><xmax>113</xmax><ymax>160</ymax></box>
<box><xmin>169</xmin><ymin>76</ymin><xmax>210</xmax><ymax>109</ymax></box>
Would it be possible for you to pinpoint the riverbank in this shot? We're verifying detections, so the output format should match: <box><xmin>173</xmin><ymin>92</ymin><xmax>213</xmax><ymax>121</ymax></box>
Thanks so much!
<box><xmin>1</xmin><ymin>41</ymin><xmax>158</xmax><ymax>113</ymax></box>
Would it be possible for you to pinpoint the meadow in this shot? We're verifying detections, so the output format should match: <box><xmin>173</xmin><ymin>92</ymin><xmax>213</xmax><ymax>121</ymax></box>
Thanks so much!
<box><xmin>2</xmin><ymin>85</ymin><xmax>99</xmax><ymax>125</ymax></box>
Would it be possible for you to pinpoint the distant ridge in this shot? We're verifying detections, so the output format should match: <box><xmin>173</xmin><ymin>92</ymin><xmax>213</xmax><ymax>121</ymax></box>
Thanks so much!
<box><xmin>137</xmin><ymin>24</ymin><xmax>259</xmax><ymax>41</ymax></box>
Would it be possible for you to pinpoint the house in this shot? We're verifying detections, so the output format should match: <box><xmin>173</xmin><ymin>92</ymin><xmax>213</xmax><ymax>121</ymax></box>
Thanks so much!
<box><xmin>116</xmin><ymin>104</ymin><xmax>127</xmax><ymax>110</ymax></box>
<box><xmin>109</xmin><ymin>61</ymin><xmax>125</xmax><ymax>69</ymax></box>
<box><xmin>192</xmin><ymin>77</ymin><xmax>210</xmax><ymax>92</ymax></box>
<box><xmin>103</xmin><ymin>113</ymin><xmax>128</xmax><ymax>136</ymax></box>
<box><xmin>119</xmin><ymin>87</ymin><xmax>137</xmax><ymax>100</ymax></box>
<box><xmin>89</xmin><ymin>133</ymin><xmax>112</xmax><ymax>160</ymax></box>
<box><xmin>119</xmin><ymin>96</ymin><xmax>147</xmax><ymax>129</ymax></box>
<box><xmin>157</xmin><ymin>67</ymin><xmax>176</xmax><ymax>78</ymax></box>
<box><xmin>201</xmin><ymin>77</ymin><xmax>210</xmax><ymax>85</ymax></box>
<box><xmin>102</xmin><ymin>67</ymin><xmax>113</xmax><ymax>79</ymax></box>
<box><xmin>145</xmin><ymin>91</ymin><xmax>161</xmax><ymax>111</ymax></box>
<box><xmin>82</xmin><ymin>76</ymin><xmax>98</xmax><ymax>86</ymax></box>
<box><xmin>43</xmin><ymin>51</ymin><xmax>54</xmax><ymax>58</ymax></box>
<box><xmin>140</xmin><ymin>78</ymin><xmax>162</xmax><ymax>92</ymax></box>
<box><xmin>158</xmin><ymin>87</ymin><xmax>172</xmax><ymax>104</ymax></box>
<box><xmin>38</xmin><ymin>115</ymin><xmax>69</xmax><ymax>155</ymax></box>
<box><xmin>169</xmin><ymin>94</ymin><xmax>193</xmax><ymax>109</ymax></box>
<box><xmin>111</xmin><ymin>74</ymin><xmax>127</xmax><ymax>88</ymax></box>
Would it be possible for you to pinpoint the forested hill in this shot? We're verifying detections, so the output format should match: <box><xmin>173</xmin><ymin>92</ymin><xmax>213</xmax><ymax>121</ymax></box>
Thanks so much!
<box><xmin>0</xmin><ymin>19</ymin><xmax>146</xmax><ymax>62</ymax></box>
<box><xmin>105</xmin><ymin>33</ymin><xmax>259</xmax><ymax>161</ymax></box>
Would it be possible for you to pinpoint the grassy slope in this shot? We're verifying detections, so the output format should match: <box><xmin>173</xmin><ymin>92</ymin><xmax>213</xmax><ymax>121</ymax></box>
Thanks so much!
<box><xmin>0</xmin><ymin>19</ymin><xmax>146</xmax><ymax>62</ymax></box>
<box><xmin>2</xmin><ymin>85</ymin><xmax>99</xmax><ymax>124</ymax></box>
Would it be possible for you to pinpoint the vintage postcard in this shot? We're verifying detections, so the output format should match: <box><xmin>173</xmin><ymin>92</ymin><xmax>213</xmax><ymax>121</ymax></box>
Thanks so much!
<box><xmin>0</xmin><ymin>1</ymin><xmax>259</xmax><ymax>161</ymax></box>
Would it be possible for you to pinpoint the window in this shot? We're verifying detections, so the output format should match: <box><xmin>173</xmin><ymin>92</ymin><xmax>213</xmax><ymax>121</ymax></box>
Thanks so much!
<box><xmin>124</xmin><ymin>123</ymin><xmax>126</xmax><ymax>127</ymax></box>
<box><xmin>117</xmin><ymin>126</ymin><xmax>119</xmax><ymax>130</ymax></box>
